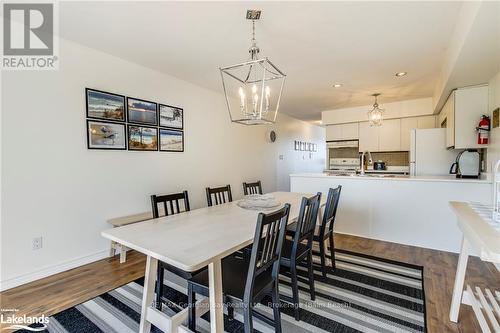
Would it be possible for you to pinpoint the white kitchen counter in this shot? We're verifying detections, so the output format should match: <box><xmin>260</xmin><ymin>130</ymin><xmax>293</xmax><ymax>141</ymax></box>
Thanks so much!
<box><xmin>290</xmin><ymin>173</ymin><xmax>492</xmax><ymax>253</ymax></box>
<box><xmin>291</xmin><ymin>172</ymin><xmax>491</xmax><ymax>184</ymax></box>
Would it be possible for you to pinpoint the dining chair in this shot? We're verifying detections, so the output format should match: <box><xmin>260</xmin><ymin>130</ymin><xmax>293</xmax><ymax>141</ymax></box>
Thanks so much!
<box><xmin>150</xmin><ymin>191</ymin><xmax>205</xmax><ymax>311</ymax></box>
<box><xmin>242</xmin><ymin>181</ymin><xmax>263</xmax><ymax>195</ymax></box>
<box><xmin>286</xmin><ymin>186</ymin><xmax>342</xmax><ymax>279</ymax></box>
<box><xmin>206</xmin><ymin>184</ymin><xmax>232</xmax><ymax>206</ymax></box>
<box><xmin>187</xmin><ymin>204</ymin><xmax>291</xmax><ymax>333</ymax></box>
<box><xmin>280</xmin><ymin>192</ymin><xmax>321</xmax><ymax>321</ymax></box>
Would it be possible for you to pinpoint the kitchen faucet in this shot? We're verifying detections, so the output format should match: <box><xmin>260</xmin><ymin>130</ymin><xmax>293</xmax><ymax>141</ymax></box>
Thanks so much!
<box><xmin>360</xmin><ymin>151</ymin><xmax>373</xmax><ymax>175</ymax></box>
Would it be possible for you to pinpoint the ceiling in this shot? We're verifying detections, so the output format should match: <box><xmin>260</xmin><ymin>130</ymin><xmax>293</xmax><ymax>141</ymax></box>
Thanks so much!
<box><xmin>60</xmin><ymin>1</ymin><xmax>466</xmax><ymax>120</ymax></box>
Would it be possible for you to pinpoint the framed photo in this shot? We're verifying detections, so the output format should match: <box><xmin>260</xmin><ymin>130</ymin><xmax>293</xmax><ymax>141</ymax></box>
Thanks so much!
<box><xmin>159</xmin><ymin>104</ymin><xmax>183</xmax><ymax>129</ymax></box>
<box><xmin>312</xmin><ymin>143</ymin><xmax>317</xmax><ymax>152</ymax></box>
<box><xmin>159</xmin><ymin>128</ymin><xmax>184</xmax><ymax>152</ymax></box>
<box><xmin>86</xmin><ymin>88</ymin><xmax>125</xmax><ymax>122</ymax></box>
<box><xmin>127</xmin><ymin>97</ymin><xmax>158</xmax><ymax>125</ymax></box>
<box><xmin>294</xmin><ymin>140</ymin><xmax>299</xmax><ymax>150</ymax></box>
<box><xmin>300</xmin><ymin>142</ymin><xmax>305</xmax><ymax>151</ymax></box>
<box><xmin>306</xmin><ymin>143</ymin><xmax>311</xmax><ymax>151</ymax></box>
<box><xmin>87</xmin><ymin>120</ymin><xmax>126</xmax><ymax>150</ymax></box>
<box><xmin>128</xmin><ymin>125</ymin><xmax>158</xmax><ymax>151</ymax></box>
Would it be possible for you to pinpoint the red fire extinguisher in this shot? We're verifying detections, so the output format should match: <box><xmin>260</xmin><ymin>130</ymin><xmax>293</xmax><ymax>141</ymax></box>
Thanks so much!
<box><xmin>476</xmin><ymin>115</ymin><xmax>490</xmax><ymax>145</ymax></box>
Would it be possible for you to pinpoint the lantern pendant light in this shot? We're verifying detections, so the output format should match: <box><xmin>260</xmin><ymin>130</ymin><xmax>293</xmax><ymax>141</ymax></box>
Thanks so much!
<box><xmin>368</xmin><ymin>93</ymin><xmax>384</xmax><ymax>126</ymax></box>
<box><xmin>220</xmin><ymin>10</ymin><xmax>286</xmax><ymax>125</ymax></box>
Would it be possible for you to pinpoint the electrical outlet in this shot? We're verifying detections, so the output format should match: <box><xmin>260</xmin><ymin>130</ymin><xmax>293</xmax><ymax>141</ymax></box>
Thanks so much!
<box><xmin>33</xmin><ymin>237</ymin><xmax>43</xmax><ymax>250</ymax></box>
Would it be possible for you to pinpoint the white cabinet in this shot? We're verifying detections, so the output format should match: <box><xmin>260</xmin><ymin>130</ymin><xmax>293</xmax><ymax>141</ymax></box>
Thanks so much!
<box><xmin>326</xmin><ymin>124</ymin><xmax>342</xmax><ymax>141</ymax></box>
<box><xmin>439</xmin><ymin>86</ymin><xmax>488</xmax><ymax>149</ymax></box>
<box><xmin>326</xmin><ymin>123</ymin><xmax>359</xmax><ymax>141</ymax></box>
<box><xmin>400</xmin><ymin>118</ymin><xmax>418</xmax><ymax>151</ymax></box>
<box><xmin>417</xmin><ymin>116</ymin><xmax>436</xmax><ymax>129</ymax></box>
<box><xmin>358</xmin><ymin>122</ymin><xmax>379</xmax><ymax>152</ymax></box>
<box><xmin>379</xmin><ymin>119</ymin><xmax>401</xmax><ymax>151</ymax></box>
<box><xmin>359</xmin><ymin>120</ymin><xmax>400</xmax><ymax>152</ymax></box>
<box><xmin>400</xmin><ymin>116</ymin><xmax>437</xmax><ymax>150</ymax></box>
<box><xmin>341</xmin><ymin>123</ymin><xmax>359</xmax><ymax>140</ymax></box>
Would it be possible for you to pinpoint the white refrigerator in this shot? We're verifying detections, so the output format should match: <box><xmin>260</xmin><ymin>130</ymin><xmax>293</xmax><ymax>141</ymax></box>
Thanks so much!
<box><xmin>410</xmin><ymin>128</ymin><xmax>457</xmax><ymax>176</ymax></box>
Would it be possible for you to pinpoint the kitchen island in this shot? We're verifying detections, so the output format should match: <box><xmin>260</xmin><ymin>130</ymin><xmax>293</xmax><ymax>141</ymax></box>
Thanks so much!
<box><xmin>290</xmin><ymin>173</ymin><xmax>492</xmax><ymax>253</ymax></box>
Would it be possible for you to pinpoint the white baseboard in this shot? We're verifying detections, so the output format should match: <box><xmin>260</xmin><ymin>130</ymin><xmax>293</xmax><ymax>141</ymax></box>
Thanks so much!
<box><xmin>0</xmin><ymin>249</ymin><xmax>110</xmax><ymax>292</ymax></box>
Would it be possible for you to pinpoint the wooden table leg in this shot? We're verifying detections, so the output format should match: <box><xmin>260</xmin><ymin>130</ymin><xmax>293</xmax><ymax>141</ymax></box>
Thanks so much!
<box><xmin>449</xmin><ymin>236</ymin><xmax>470</xmax><ymax>322</ymax></box>
<box><xmin>208</xmin><ymin>259</ymin><xmax>224</xmax><ymax>333</ymax></box>
<box><xmin>139</xmin><ymin>255</ymin><xmax>158</xmax><ymax>333</ymax></box>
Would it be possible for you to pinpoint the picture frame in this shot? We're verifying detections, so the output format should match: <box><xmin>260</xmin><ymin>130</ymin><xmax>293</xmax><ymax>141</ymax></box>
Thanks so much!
<box><xmin>87</xmin><ymin>120</ymin><xmax>126</xmax><ymax>150</ymax></box>
<box><xmin>159</xmin><ymin>104</ymin><xmax>183</xmax><ymax>129</ymax></box>
<box><xmin>127</xmin><ymin>97</ymin><xmax>158</xmax><ymax>126</ymax></box>
<box><xmin>294</xmin><ymin>140</ymin><xmax>299</xmax><ymax>150</ymax></box>
<box><xmin>86</xmin><ymin>88</ymin><xmax>125</xmax><ymax>122</ymax></box>
<box><xmin>312</xmin><ymin>143</ymin><xmax>317</xmax><ymax>152</ymax></box>
<box><xmin>159</xmin><ymin>128</ymin><xmax>184</xmax><ymax>152</ymax></box>
<box><xmin>128</xmin><ymin>125</ymin><xmax>158</xmax><ymax>151</ymax></box>
<box><xmin>300</xmin><ymin>142</ymin><xmax>305</xmax><ymax>151</ymax></box>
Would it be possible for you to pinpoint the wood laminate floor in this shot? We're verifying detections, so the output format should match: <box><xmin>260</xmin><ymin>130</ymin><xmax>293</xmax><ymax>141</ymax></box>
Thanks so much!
<box><xmin>1</xmin><ymin>234</ymin><xmax>498</xmax><ymax>332</ymax></box>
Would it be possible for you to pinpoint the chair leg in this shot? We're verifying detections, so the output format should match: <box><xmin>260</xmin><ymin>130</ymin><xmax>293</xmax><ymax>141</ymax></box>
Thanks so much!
<box><xmin>290</xmin><ymin>263</ymin><xmax>300</xmax><ymax>321</ymax></box>
<box><xmin>187</xmin><ymin>283</ymin><xmax>196</xmax><ymax>331</ymax></box>
<box><xmin>155</xmin><ymin>264</ymin><xmax>164</xmax><ymax>310</ymax></box>
<box><xmin>243</xmin><ymin>302</ymin><xmax>253</xmax><ymax>333</ymax></box>
<box><xmin>271</xmin><ymin>285</ymin><xmax>282</xmax><ymax>333</ymax></box>
<box><xmin>227</xmin><ymin>303</ymin><xmax>234</xmax><ymax>321</ymax></box>
<box><xmin>307</xmin><ymin>250</ymin><xmax>316</xmax><ymax>301</ymax></box>
<box><xmin>329</xmin><ymin>233</ymin><xmax>336</xmax><ymax>271</ymax></box>
<box><xmin>319</xmin><ymin>240</ymin><xmax>327</xmax><ymax>280</ymax></box>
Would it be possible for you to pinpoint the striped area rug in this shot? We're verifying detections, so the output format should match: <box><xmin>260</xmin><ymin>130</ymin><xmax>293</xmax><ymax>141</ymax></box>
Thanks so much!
<box><xmin>35</xmin><ymin>250</ymin><xmax>426</xmax><ymax>333</ymax></box>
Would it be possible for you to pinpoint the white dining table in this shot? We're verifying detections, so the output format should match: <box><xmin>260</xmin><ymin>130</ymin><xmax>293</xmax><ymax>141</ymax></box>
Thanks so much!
<box><xmin>101</xmin><ymin>191</ymin><xmax>319</xmax><ymax>333</ymax></box>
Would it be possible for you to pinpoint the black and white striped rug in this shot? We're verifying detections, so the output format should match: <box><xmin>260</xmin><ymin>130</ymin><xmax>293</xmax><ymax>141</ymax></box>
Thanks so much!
<box><xmin>35</xmin><ymin>250</ymin><xmax>426</xmax><ymax>333</ymax></box>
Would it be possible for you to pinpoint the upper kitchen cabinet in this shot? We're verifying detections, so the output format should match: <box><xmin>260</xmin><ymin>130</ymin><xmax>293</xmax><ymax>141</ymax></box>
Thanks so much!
<box><xmin>439</xmin><ymin>85</ymin><xmax>489</xmax><ymax>149</ymax></box>
<box><xmin>360</xmin><ymin>119</ymin><xmax>402</xmax><ymax>152</ymax></box>
<box><xmin>400</xmin><ymin>115</ymin><xmax>437</xmax><ymax>150</ymax></box>
<box><xmin>379</xmin><ymin>119</ymin><xmax>401</xmax><ymax>151</ymax></box>
<box><xmin>358</xmin><ymin>121</ymin><xmax>379</xmax><ymax>152</ymax></box>
<box><xmin>326</xmin><ymin>123</ymin><xmax>358</xmax><ymax>141</ymax></box>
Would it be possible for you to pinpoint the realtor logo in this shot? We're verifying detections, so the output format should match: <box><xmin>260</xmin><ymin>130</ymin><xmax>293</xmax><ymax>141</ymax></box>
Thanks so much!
<box><xmin>2</xmin><ymin>2</ymin><xmax>59</xmax><ymax>70</ymax></box>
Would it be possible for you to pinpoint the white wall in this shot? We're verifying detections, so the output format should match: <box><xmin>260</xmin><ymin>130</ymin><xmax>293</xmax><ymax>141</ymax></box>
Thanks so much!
<box><xmin>321</xmin><ymin>98</ymin><xmax>433</xmax><ymax>125</ymax></box>
<box><xmin>488</xmin><ymin>71</ymin><xmax>500</xmax><ymax>172</ymax></box>
<box><xmin>0</xmin><ymin>39</ymin><xmax>325</xmax><ymax>290</ymax></box>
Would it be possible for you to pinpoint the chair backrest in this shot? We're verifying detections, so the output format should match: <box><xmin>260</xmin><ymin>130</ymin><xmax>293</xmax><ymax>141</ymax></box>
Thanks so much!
<box><xmin>151</xmin><ymin>191</ymin><xmax>190</xmax><ymax>218</ymax></box>
<box><xmin>319</xmin><ymin>186</ymin><xmax>342</xmax><ymax>237</ymax></box>
<box><xmin>293</xmin><ymin>192</ymin><xmax>322</xmax><ymax>247</ymax></box>
<box><xmin>243</xmin><ymin>181</ymin><xmax>263</xmax><ymax>195</ymax></box>
<box><xmin>206</xmin><ymin>185</ymin><xmax>232</xmax><ymax>206</ymax></box>
<box><xmin>244</xmin><ymin>204</ymin><xmax>290</xmax><ymax>301</ymax></box>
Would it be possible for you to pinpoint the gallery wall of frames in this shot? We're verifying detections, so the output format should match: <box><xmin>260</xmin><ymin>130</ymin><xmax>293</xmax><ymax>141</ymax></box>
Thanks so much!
<box><xmin>294</xmin><ymin>140</ymin><xmax>317</xmax><ymax>152</ymax></box>
<box><xmin>85</xmin><ymin>88</ymin><xmax>184</xmax><ymax>152</ymax></box>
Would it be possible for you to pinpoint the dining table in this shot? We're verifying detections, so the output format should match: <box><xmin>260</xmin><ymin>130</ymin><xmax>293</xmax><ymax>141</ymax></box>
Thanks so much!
<box><xmin>101</xmin><ymin>191</ymin><xmax>322</xmax><ymax>333</ymax></box>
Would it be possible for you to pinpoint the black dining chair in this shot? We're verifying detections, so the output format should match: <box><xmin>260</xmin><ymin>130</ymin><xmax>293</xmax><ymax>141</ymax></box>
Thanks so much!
<box><xmin>187</xmin><ymin>204</ymin><xmax>291</xmax><ymax>333</ymax></box>
<box><xmin>286</xmin><ymin>186</ymin><xmax>342</xmax><ymax>279</ymax></box>
<box><xmin>280</xmin><ymin>192</ymin><xmax>321</xmax><ymax>321</ymax></box>
<box><xmin>150</xmin><ymin>191</ymin><xmax>206</xmax><ymax>311</ymax></box>
<box><xmin>243</xmin><ymin>181</ymin><xmax>263</xmax><ymax>195</ymax></box>
<box><xmin>206</xmin><ymin>185</ymin><xmax>232</xmax><ymax>206</ymax></box>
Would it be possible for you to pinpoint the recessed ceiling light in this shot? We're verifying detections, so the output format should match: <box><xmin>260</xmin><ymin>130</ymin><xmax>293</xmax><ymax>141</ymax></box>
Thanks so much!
<box><xmin>395</xmin><ymin>72</ymin><xmax>407</xmax><ymax>77</ymax></box>
<box><xmin>333</xmin><ymin>83</ymin><xmax>343</xmax><ymax>88</ymax></box>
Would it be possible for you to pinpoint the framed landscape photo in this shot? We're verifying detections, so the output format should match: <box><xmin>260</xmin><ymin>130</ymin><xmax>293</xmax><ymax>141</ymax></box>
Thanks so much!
<box><xmin>127</xmin><ymin>97</ymin><xmax>158</xmax><ymax>125</ymax></box>
<box><xmin>87</xmin><ymin>120</ymin><xmax>126</xmax><ymax>150</ymax></box>
<box><xmin>86</xmin><ymin>88</ymin><xmax>125</xmax><ymax>122</ymax></box>
<box><xmin>128</xmin><ymin>125</ymin><xmax>158</xmax><ymax>151</ymax></box>
<box><xmin>159</xmin><ymin>128</ymin><xmax>184</xmax><ymax>152</ymax></box>
<box><xmin>159</xmin><ymin>104</ymin><xmax>183</xmax><ymax>129</ymax></box>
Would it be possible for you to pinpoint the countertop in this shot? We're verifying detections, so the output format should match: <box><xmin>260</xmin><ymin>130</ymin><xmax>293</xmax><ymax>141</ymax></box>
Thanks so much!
<box><xmin>290</xmin><ymin>173</ymin><xmax>492</xmax><ymax>183</ymax></box>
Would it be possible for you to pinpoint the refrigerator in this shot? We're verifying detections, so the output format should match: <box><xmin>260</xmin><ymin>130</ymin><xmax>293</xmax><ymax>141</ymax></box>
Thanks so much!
<box><xmin>410</xmin><ymin>128</ymin><xmax>457</xmax><ymax>176</ymax></box>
